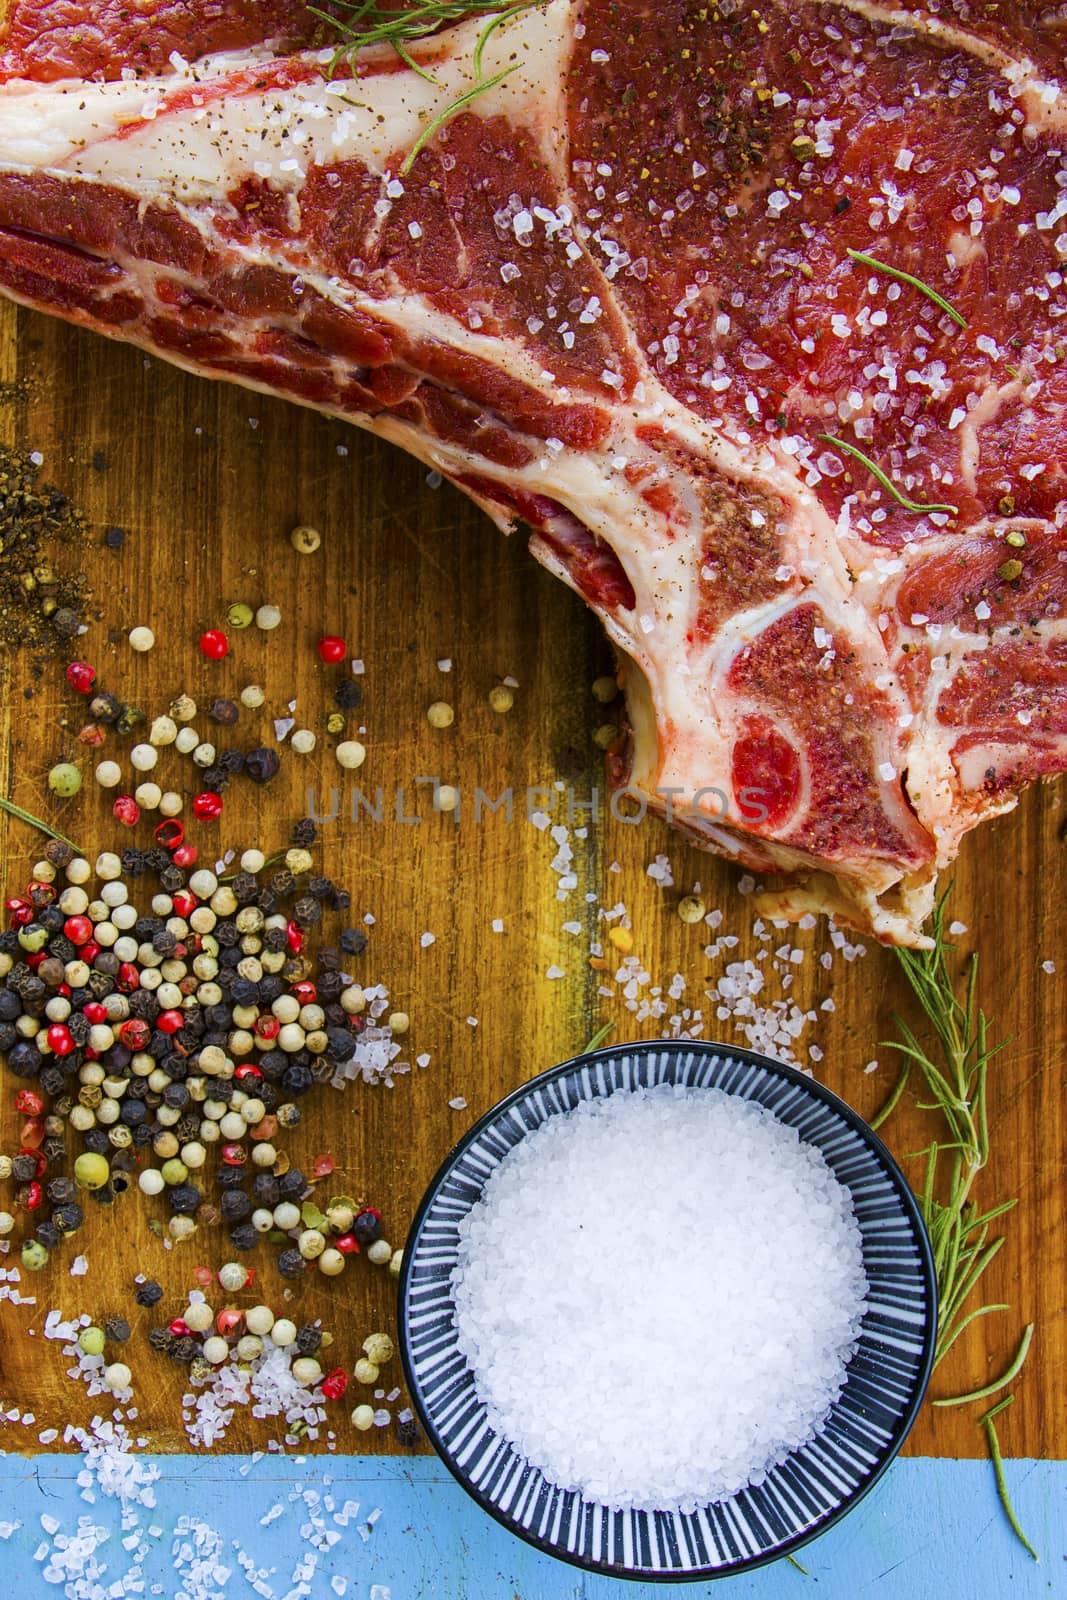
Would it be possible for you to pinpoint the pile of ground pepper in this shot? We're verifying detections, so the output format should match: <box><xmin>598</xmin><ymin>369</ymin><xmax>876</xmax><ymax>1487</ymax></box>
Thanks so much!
<box><xmin>0</xmin><ymin>444</ymin><xmax>89</xmax><ymax>662</ymax></box>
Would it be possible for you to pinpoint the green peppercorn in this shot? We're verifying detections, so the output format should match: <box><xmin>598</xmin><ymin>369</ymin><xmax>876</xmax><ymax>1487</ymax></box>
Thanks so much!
<box><xmin>21</xmin><ymin>1239</ymin><xmax>49</xmax><ymax>1271</ymax></box>
<box><xmin>48</xmin><ymin>762</ymin><xmax>82</xmax><ymax>797</ymax></box>
<box><xmin>227</xmin><ymin>602</ymin><xmax>254</xmax><ymax>629</ymax></box>
<box><xmin>74</xmin><ymin>1152</ymin><xmax>111</xmax><ymax>1191</ymax></box>
<box><xmin>79</xmin><ymin>1326</ymin><xmax>106</xmax><ymax>1357</ymax></box>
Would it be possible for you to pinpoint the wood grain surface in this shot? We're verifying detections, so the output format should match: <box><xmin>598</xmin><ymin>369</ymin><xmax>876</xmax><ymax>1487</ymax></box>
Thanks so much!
<box><xmin>0</xmin><ymin>300</ymin><xmax>1062</xmax><ymax>1461</ymax></box>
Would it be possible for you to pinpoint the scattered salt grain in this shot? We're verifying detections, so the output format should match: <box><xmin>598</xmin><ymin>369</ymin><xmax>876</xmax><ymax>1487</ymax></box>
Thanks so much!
<box><xmin>452</xmin><ymin>1084</ymin><xmax>867</xmax><ymax>1510</ymax></box>
<box><xmin>448</xmin><ymin>1097</ymin><xmax>468</xmax><ymax>1111</ymax></box>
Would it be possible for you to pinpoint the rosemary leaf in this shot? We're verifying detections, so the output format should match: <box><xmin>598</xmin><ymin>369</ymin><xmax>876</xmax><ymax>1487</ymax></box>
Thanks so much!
<box><xmin>932</xmin><ymin>1324</ymin><xmax>1034</xmax><ymax>1408</ymax></box>
<box><xmin>935</xmin><ymin>1301</ymin><xmax>1009</xmax><ymax>1362</ymax></box>
<box><xmin>868</xmin><ymin>1057</ymin><xmax>910</xmax><ymax>1131</ymax></box>
<box><xmin>401</xmin><ymin>64</ymin><xmax>518</xmax><ymax>174</ymax></box>
<box><xmin>820</xmin><ymin>434</ymin><xmax>958</xmax><ymax>515</ymax></box>
<box><xmin>980</xmin><ymin>1401</ymin><xmax>1039</xmax><ymax>1561</ymax></box>
<box><xmin>845</xmin><ymin>248</ymin><xmax>969</xmax><ymax>329</ymax></box>
<box><xmin>582</xmin><ymin>1020</ymin><xmax>616</xmax><ymax>1054</ymax></box>
<box><xmin>0</xmin><ymin>794</ymin><xmax>84</xmax><ymax>855</ymax></box>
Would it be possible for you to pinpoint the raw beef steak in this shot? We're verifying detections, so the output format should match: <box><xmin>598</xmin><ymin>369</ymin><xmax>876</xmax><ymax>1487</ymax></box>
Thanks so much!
<box><xmin>0</xmin><ymin>0</ymin><xmax>1064</xmax><ymax>943</ymax></box>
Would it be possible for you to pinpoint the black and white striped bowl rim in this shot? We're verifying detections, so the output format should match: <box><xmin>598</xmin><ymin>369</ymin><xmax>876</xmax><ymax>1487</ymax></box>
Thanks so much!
<box><xmin>398</xmin><ymin>1041</ymin><xmax>937</xmax><ymax>1582</ymax></box>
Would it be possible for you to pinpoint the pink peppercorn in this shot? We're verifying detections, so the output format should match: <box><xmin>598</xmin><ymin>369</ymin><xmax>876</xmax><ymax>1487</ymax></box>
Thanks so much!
<box><xmin>112</xmin><ymin>794</ymin><xmax>140</xmax><ymax>827</ymax></box>
<box><xmin>65</xmin><ymin>661</ymin><xmax>96</xmax><ymax>693</ymax></box>
<box><xmin>199</xmin><ymin>629</ymin><xmax>229</xmax><ymax>660</ymax></box>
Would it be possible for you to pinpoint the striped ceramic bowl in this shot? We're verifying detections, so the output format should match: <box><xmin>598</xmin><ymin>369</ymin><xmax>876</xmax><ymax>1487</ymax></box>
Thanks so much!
<box><xmin>398</xmin><ymin>1041</ymin><xmax>937</xmax><ymax>1581</ymax></box>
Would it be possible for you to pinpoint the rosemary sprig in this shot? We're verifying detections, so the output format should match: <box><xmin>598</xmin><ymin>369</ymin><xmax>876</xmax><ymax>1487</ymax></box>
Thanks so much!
<box><xmin>313</xmin><ymin>0</ymin><xmax>545</xmax><ymax>170</ymax></box>
<box><xmin>879</xmin><ymin>889</ymin><xmax>1038</xmax><ymax>1559</ymax></box>
<box><xmin>819</xmin><ymin>435</ymin><xmax>957</xmax><ymax>516</ymax></box>
<box><xmin>846</xmin><ymin>249</ymin><xmax>969</xmax><ymax>330</ymax></box>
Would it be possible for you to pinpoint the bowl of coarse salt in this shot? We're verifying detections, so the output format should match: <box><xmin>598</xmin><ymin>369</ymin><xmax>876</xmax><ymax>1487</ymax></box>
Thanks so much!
<box><xmin>398</xmin><ymin>1041</ymin><xmax>937</xmax><ymax>1581</ymax></box>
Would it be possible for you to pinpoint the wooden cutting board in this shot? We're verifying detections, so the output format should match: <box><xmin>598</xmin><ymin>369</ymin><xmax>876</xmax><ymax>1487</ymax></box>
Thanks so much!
<box><xmin>0</xmin><ymin>299</ymin><xmax>1062</xmax><ymax>1461</ymax></box>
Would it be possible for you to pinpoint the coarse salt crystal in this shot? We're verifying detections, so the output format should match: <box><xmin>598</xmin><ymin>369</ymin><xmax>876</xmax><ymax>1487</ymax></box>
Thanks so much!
<box><xmin>452</xmin><ymin>1086</ymin><xmax>867</xmax><ymax>1511</ymax></box>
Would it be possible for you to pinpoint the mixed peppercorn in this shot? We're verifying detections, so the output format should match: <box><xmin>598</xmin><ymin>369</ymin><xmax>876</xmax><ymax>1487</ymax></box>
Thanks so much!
<box><xmin>0</xmin><ymin>821</ymin><xmax>398</xmax><ymax>1275</ymax></box>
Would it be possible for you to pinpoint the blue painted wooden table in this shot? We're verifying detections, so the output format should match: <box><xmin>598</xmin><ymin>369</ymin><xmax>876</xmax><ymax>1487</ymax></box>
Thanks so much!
<box><xmin>0</xmin><ymin>1454</ymin><xmax>1060</xmax><ymax>1597</ymax></box>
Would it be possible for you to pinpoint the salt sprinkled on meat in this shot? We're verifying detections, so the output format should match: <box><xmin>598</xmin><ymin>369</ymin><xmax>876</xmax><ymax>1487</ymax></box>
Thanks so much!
<box><xmin>452</xmin><ymin>1084</ymin><xmax>867</xmax><ymax>1510</ymax></box>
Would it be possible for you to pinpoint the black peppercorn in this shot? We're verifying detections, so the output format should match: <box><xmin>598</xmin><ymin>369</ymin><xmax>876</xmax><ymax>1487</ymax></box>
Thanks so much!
<box><xmin>159</xmin><ymin>866</ymin><xmax>186</xmax><ymax>893</ymax></box>
<box><xmin>44</xmin><ymin>839</ymin><xmax>74</xmax><ymax>868</ymax></box>
<box><xmin>290</xmin><ymin>818</ymin><xmax>316</xmax><ymax>846</ymax></box>
<box><xmin>148</xmin><ymin>1326</ymin><xmax>175</xmax><ymax>1352</ymax></box>
<box><xmin>171</xmin><ymin>1335</ymin><xmax>198</xmax><ymax>1364</ymax></box>
<box><xmin>35</xmin><ymin>1221</ymin><xmax>63</xmax><ymax>1249</ymax></box>
<box><xmin>229</xmin><ymin>1223</ymin><xmax>257</xmax><ymax>1250</ymax></box>
<box><xmin>244</xmin><ymin>747</ymin><xmax>281</xmax><ymax>784</ymax></box>
<box><xmin>67</xmin><ymin>1012</ymin><xmax>91</xmax><ymax>1044</ymax></box>
<box><xmin>12</xmin><ymin>1152</ymin><xmax>37</xmax><ymax>1182</ymax></box>
<box><xmin>395</xmin><ymin>1418</ymin><xmax>421</xmax><ymax>1448</ymax></box>
<box><xmin>209</xmin><ymin>697</ymin><xmax>239</xmax><ymax>725</ymax></box>
<box><xmin>281</xmin><ymin>1062</ymin><xmax>310</xmax><ymax>1100</ymax></box>
<box><xmin>219</xmin><ymin>749</ymin><xmax>244</xmax><ymax>774</ymax></box>
<box><xmin>334</xmin><ymin>678</ymin><xmax>361</xmax><ymax>709</ymax></box>
<box><xmin>292</xmin><ymin>896</ymin><xmax>321</xmax><ymax>927</ymax></box>
<box><xmin>135</xmin><ymin>1280</ymin><xmax>164</xmax><ymax>1308</ymax></box>
<box><xmin>326</xmin><ymin>1029</ymin><xmax>356</xmax><ymax>1063</ymax></box>
<box><xmin>295</xmin><ymin>1325</ymin><xmax>322</xmax><ymax>1355</ymax></box>
<box><xmin>340</xmin><ymin>928</ymin><xmax>368</xmax><ymax>958</ymax></box>
<box><xmin>121</xmin><ymin>848</ymin><xmax>147</xmax><ymax>876</ymax></box>
<box><xmin>277</xmin><ymin>1168</ymin><xmax>306</xmax><ymax>1199</ymax></box>
<box><xmin>268</xmin><ymin>869</ymin><xmax>294</xmax><ymax>896</ymax></box>
<box><xmin>104</xmin><ymin>1315</ymin><xmax>131</xmax><ymax>1343</ymax></box>
<box><xmin>52</xmin><ymin>1202</ymin><xmax>84</xmax><ymax>1233</ymax></box>
<box><xmin>330</xmin><ymin>887</ymin><xmax>351</xmax><ymax>913</ymax></box>
<box><xmin>353</xmin><ymin>1210</ymin><xmax>382</xmax><ymax>1245</ymax></box>
<box><xmin>47</xmin><ymin>1175</ymin><xmax>77</xmax><ymax>1205</ymax></box>
<box><xmin>231</xmin><ymin>872</ymin><xmax>258</xmax><ymax>904</ymax></box>
<box><xmin>220</xmin><ymin>1189</ymin><xmax>251</xmax><ymax>1221</ymax></box>
<box><xmin>168</xmin><ymin>1184</ymin><xmax>202</xmax><ymax>1215</ymax></box>
<box><xmin>278</xmin><ymin>1248</ymin><xmax>305</xmax><ymax>1278</ymax></box>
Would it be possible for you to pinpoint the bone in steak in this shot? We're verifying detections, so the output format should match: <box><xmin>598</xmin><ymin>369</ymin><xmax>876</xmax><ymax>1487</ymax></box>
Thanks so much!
<box><xmin>0</xmin><ymin>0</ymin><xmax>1064</xmax><ymax>944</ymax></box>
